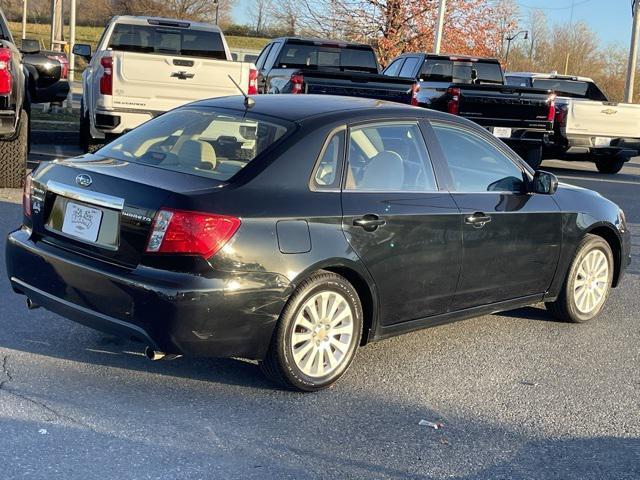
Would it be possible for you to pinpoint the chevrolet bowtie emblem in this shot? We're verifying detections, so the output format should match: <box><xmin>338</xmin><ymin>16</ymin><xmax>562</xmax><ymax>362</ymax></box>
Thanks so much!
<box><xmin>601</xmin><ymin>108</ymin><xmax>618</xmax><ymax>115</ymax></box>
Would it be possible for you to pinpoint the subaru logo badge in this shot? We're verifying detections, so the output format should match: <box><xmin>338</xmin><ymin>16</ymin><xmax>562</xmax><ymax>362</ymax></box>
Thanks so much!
<box><xmin>76</xmin><ymin>174</ymin><xmax>92</xmax><ymax>187</ymax></box>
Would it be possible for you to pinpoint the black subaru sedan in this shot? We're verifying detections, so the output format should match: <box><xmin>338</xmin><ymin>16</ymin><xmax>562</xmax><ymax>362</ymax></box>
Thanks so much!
<box><xmin>6</xmin><ymin>95</ymin><xmax>631</xmax><ymax>391</ymax></box>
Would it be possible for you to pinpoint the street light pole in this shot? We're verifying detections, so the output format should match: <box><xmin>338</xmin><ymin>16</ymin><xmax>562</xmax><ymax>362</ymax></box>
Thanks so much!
<box><xmin>504</xmin><ymin>30</ymin><xmax>528</xmax><ymax>70</ymax></box>
<box><xmin>625</xmin><ymin>0</ymin><xmax>640</xmax><ymax>103</ymax></box>
<box><xmin>434</xmin><ymin>0</ymin><xmax>446</xmax><ymax>54</ymax></box>
<box><xmin>67</xmin><ymin>0</ymin><xmax>77</xmax><ymax>110</ymax></box>
<box><xmin>21</xmin><ymin>0</ymin><xmax>28</xmax><ymax>40</ymax></box>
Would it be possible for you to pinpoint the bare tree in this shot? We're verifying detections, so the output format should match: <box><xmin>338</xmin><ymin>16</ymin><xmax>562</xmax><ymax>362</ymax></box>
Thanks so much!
<box><xmin>247</xmin><ymin>0</ymin><xmax>272</xmax><ymax>36</ymax></box>
<box><xmin>271</xmin><ymin>0</ymin><xmax>298</xmax><ymax>35</ymax></box>
<box><xmin>526</xmin><ymin>8</ymin><xmax>547</xmax><ymax>61</ymax></box>
<box><xmin>493</xmin><ymin>0</ymin><xmax>520</xmax><ymax>59</ymax></box>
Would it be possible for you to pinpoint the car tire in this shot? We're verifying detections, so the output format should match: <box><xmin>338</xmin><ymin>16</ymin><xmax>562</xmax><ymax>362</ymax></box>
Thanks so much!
<box><xmin>260</xmin><ymin>270</ymin><xmax>363</xmax><ymax>392</ymax></box>
<box><xmin>545</xmin><ymin>234</ymin><xmax>614</xmax><ymax>323</ymax></box>
<box><xmin>595</xmin><ymin>158</ymin><xmax>625</xmax><ymax>174</ymax></box>
<box><xmin>0</xmin><ymin>109</ymin><xmax>28</xmax><ymax>188</ymax></box>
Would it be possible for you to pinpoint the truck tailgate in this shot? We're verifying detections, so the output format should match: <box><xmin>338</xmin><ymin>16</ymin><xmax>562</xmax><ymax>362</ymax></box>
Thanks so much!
<box><xmin>302</xmin><ymin>71</ymin><xmax>414</xmax><ymax>103</ymax></box>
<box><xmin>565</xmin><ymin>100</ymin><xmax>640</xmax><ymax>139</ymax></box>
<box><xmin>113</xmin><ymin>51</ymin><xmax>250</xmax><ymax>112</ymax></box>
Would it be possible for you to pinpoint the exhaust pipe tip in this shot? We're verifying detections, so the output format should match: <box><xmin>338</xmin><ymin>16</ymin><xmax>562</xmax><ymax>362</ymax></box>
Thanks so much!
<box><xmin>144</xmin><ymin>346</ymin><xmax>181</xmax><ymax>361</ymax></box>
<box><xmin>26</xmin><ymin>298</ymin><xmax>40</xmax><ymax>310</ymax></box>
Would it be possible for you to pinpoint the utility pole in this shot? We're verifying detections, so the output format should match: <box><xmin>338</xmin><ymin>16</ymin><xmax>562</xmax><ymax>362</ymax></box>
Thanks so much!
<box><xmin>434</xmin><ymin>0</ymin><xmax>447</xmax><ymax>54</ymax></box>
<box><xmin>625</xmin><ymin>0</ymin><xmax>640</xmax><ymax>103</ymax></box>
<box><xmin>21</xmin><ymin>0</ymin><xmax>28</xmax><ymax>40</ymax></box>
<box><xmin>67</xmin><ymin>0</ymin><xmax>77</xmax><ymax>110</ymax></box>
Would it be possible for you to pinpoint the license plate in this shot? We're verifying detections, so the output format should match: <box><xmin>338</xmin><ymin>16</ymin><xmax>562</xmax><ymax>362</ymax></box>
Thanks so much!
<box><xmin>61</xmin><ymin>201</ymin><xmax>103</xmax><ymax>243</ymax></box>
<box><xmin>594</xmin><ymin>136</ymin><xmax>612</xmax><ymax>147</ymax></box>
<box><xmin>491</xmin><ymin>127</ymin><xmax>512</xmax><ymax>138</ymax></box>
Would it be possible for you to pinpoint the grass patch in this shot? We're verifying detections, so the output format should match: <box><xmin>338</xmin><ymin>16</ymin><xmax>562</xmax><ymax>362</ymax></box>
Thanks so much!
<box><xmin>9</xmin><ymin>22</ymin><xmax>267</xmax><ymax>52</ymax></box>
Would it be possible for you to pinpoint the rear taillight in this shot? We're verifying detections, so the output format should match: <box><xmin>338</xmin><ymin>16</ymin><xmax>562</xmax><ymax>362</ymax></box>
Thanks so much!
<box><xmin>23</xmin><ymin>173</ymin><xmax>32</xmax><ymax>218</ymax></box>
<box><xmin>290</xmin><ymin>73</ymin><xmax>304</xmax><ymax>94</ymax></box>
<box><xmin>47</xmin><ymin>54</ymin><xmax>69</xmax><ymax>79</ymax></box>
<box><xmin>410</xmin><ymin>82</ymin><xmax>420</xmax><ymax>106</ymax></box>
<box><xmin>248</xmin><ymin>68</ymin><xmax>258</xmax><ymax>95</ymax></box>
<box><xmin>100</xmin><ymin>56</ymin><xmax>113</xmax><ymax>95</ymax></box>
<box><xmin>446</xmin><ymin>87</ymin><xmax>461</xmax><ymax>115</ymax></box>
<box><xmin>0</xmin><ymin>47</ymin><xmax>13</xmax><ymax>95</ymax></box>
<box><xmin>547</xmin><ymin>95</ymin><xmax>556</xmax><ymax>123</ymax></box>
<box><xmin>555</xmin><ymin>105</ymin><xmax>568</xmax><ymax>127</ymax></box>
<box><xmin>146</xmin><ymin>209</ymin><xmax>241</xmax><ymax>259</ymax></box>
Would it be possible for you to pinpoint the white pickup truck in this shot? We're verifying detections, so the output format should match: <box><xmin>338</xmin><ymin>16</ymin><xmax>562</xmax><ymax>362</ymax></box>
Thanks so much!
<box><xmin>506</xmin><ymin>72</ymin><xmax>639</xmax><ymax>174</ymax></box>
<box><xmin>73</xmin><ymin>16</ymin><xmax>257</xmax><ymax>152</ymax></box>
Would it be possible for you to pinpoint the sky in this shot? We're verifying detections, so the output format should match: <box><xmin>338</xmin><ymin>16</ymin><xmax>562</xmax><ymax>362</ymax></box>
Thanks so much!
<box><xmin>232</xmin><ymin>0</ymin><xmax>633</xmax><ymax>48</ymax></box>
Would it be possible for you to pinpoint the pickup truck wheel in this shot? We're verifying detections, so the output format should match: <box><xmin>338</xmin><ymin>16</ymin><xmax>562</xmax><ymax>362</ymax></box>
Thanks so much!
<box><xmin>595</xmin><ymin>158</ymin><xmax>625</xmax><ymax>174</ymax></box>
<box><xmin>545</xmin><ymin>234</ymin><xmax>613</xmax><ymax>323</ymax></box>
<box><xmin>0</xmin><ymin>109</ymin><xmax>28</xmax><ymax>188</ymax></box>
<box><xmin>259</xmin><ymin>271</ymin><xmax>363</xmax><ymax>392</ymax></box>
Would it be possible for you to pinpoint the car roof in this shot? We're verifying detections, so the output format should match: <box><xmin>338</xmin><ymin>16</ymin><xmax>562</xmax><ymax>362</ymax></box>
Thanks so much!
<box><xmin>191</xmin><ymin>95</ymin><xmax>455</xmax><ymax>123</ymax></box>
<box><xmin>506</xmin><ymin>72</ymin><xmax>594</xmax><ymax>83</ymax></box>
<box><xmin>398</xmin><ymin>53</ymin><xmax>500</xmax><ymax>63</ymax></box>
<box><xmin>271</xmin><ymin>37</ymin><xmax>373</xmax><ymax>49</ymax></box>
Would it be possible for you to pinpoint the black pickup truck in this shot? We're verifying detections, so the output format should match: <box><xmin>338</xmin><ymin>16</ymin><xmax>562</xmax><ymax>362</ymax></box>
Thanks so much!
<box><xmin>0</xmin><ymin>9</ymin><xmax>29</xmax><ymax>188</ymax></box>
<box><xmin>255</xmin><ymin>37</ymin><xmax>416</xmax><ymax>104</ymax></box>
<box><xmin>383</xmin><ymin>53</ymin><xmax>556</xmax><ymax>168</ymax></box>
<box><xmin>20</xmin><ymin>38</ymin><xmax>70</xmax><ymax>104</ymax></box>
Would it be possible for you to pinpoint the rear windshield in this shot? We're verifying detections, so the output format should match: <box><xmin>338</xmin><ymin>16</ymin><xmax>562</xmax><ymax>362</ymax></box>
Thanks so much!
<box><xmin>421</xmin><ymin>59</ymin><xmax>503</xmax><ymax>84</ymax></box>
<box><xmin>276</xmin><ymin>43</ymin><xmax>378</xmax><ymax>73</ymax></box>
<box><xmin>96</xmin><ymin>107</ymin><xmax>291</xmax><ymax>181</ymax></box>
<box><xmin>108</xmin><ymin>24</ymin><xmax>226</xmax><ymax>59</ymax></box>
<box><xmin>531</xmin><ymin>79</ymin><xmax>607</xmax><ymax>101</ymax></box>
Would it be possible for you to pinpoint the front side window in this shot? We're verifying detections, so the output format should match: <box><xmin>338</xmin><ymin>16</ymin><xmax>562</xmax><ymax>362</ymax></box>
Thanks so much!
<box><xmin>97</xmin><ymin>107</ymin><xmax>291</xmax><ymax>181</ymax></box>
<box><xmin>346</xmin><ymin>123</ymin><xmax>437</xmax><ymax>192</ymax></box>
<box><xmin>432</xmin><ymin>123</ymin><xmax>525</xmax><ymax>193</ymax></box>
<box><xmin>255</xmin><ymin>44</ymin><xmax>272</xmax><ymax>70</ymax></box>
<box><xmin>383</xmin><ymin>58</ymin><xmax>404</xmax><ymax>77</ymax></box>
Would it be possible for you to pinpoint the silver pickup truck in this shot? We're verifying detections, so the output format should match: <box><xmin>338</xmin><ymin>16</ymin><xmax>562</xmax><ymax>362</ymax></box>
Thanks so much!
<box><xmin>506</xmin><ymin>72</ymin><xmax>638</xmax><ymax>174</ymax></box>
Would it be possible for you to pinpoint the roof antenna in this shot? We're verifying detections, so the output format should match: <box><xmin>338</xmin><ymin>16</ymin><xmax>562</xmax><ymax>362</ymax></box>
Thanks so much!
<box><xmin>228</xmin><ymin>74</ymin><xmax>255</xmax><ymax>109</ymax></box>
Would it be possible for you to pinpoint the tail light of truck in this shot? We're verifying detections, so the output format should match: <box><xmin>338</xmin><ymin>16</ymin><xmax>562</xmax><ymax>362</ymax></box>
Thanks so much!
<box><xmin>100</xmin><ymin>56</ymin><xmax>113</xmax><ymax>95</ymax></box>
<box><xmin>47</xmin><ymin>54</ymin><xmax>69</xmax><ymax>79</ymax></box>
<box><xmin>248</xmin><ymin>68</ymin><xmax>258</xmax><ymax>95</ymax></box>
<box><xmin>23</xmin><ymin>173</ymin><xmax>32</xmax><ymax>218</ymax></box>
<box><xmin>547</xmin><ymin>95</ymin><xmax>556</xmax><ymax>123</ymax></box>
<box><xmin>0</xmin><ymin>48</ymin><xmax>13</xmax><ymax>95</ymax></box>
<box><xmin>446</xmin><ymin>87</ymin><xmax>461</xmax><ymax>115</ymax></box>
<box><xmin>290</xmin><ymin>74</ymin><xmax>304</xmax><ymax>94</ymax></box>
<box><xmin>410</xmin><ymin>83</ymin><xmax>420</xmax><ymax>106</ymax></box>
<box><xmin>146</xmin><ymin>209</ymin><xmax>241</xmax><ymax>260</ymax></box>
<box><xmin>555</xmin><ymin>105</ymin><xmax>568</xmax><ymax>127</ymax></box>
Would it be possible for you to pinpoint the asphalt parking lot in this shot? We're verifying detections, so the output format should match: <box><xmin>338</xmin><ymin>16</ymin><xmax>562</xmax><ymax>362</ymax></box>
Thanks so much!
<box><xmin>0</xmin><ymin>144</ymin><xmax>638</xmax><ymax>479</ymax></box>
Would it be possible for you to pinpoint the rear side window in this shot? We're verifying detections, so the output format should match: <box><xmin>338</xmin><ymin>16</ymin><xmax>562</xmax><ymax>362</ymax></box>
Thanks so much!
<box><xmin>276</xmin><ymin>43</ymin><xmax>378</xmax><ymax>73</ymax></box>
<box><xmin>97</xmin><ymin>108</ymin><xmax>291</xmax><ymax>181</ymax></box>
<box><xmin>313</xmin><ymin>129</ymin><xmax>345</xmax><ymax>189</ymax></box>
<box><xmin>432</xmin><ymin>123</ymin><xmax>525</xmax><ymax>193</ymax></box>
<box><xmin>346</xmin><ymin>123</ymin><xmax>437</xmax><ymax>192</ymax></box>
<box><xmin>108</xmin><ymin>24</ymin><xmax>227</xmax><ymax>59</ymax></box>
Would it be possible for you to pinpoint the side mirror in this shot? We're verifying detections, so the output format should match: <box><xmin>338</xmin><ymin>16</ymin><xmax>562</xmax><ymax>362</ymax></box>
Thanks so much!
<box><xmin>72</xmin><ymin>43</ymin><xmax>92</xmax><ymax>60</ymax></box>
<box><xmin>531</xmin><ymin>170</ymin><xmax>558</xmax><ymax>195</ymax></box>
<box><xmin>20</xmin><ymin>38</ymin><xmax>40</xmax><ymax>54</ymax></box>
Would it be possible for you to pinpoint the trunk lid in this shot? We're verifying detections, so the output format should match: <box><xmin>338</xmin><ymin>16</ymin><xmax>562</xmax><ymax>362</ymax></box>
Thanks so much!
<box><xmin>29</xmin><ymin>156</ymin><xmax>222</xmax><ymax>268</ymax></box>
<box><xmin>112</xmin><ymin>51</ymin><xmax>251</xmax><ymax>112</ymax></box>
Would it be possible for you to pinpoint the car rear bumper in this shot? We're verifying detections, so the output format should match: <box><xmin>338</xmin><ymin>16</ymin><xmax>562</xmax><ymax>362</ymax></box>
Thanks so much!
<box><xmin>93</xmin><ymin>108</ymin><xmax>163</xmax><ymax>136</ymax></box>
<box><xmin>33</xmin><ymin>80</ymin><xmax>70</xmax><ymax>104</ymax></box>
<box><xmin>6</xmin><ymin>228</ymin><xmax>290</xmax><ymax>359</ymax></box>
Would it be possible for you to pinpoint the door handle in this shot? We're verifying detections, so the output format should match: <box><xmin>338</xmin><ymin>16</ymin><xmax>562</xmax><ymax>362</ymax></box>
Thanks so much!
<box><xmin>353</xmin><ymin>214</ymin><xmax>386</xmax><ymax>231</ymax></box>
<box><xmin>465</xmin><ymin>212</ymin><xmax>492</xmax><ymax>228</ymax></box>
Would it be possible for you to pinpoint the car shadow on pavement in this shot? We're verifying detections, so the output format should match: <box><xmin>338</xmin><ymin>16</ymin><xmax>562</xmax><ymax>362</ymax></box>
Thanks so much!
<box><xmin>498</xmin><ymin>305</ymin><xmax>557</xmax><ymax>322</ymax></box>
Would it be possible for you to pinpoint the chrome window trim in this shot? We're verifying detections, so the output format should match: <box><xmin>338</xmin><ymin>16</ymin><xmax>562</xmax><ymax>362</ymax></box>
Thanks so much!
<box><xmin>46</xmin><ymin>180</ymin><xmax>125</xmax><ymax>211</ymax></box>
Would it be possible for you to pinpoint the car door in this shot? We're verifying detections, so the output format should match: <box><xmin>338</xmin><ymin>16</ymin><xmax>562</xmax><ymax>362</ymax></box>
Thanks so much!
<box><xmin>255</xmin><ymin>42</ymin><xmax>273</xmax><ymax>93</ymax></box>
<box><xmin>429</xmin><ymin>121</ymin><xmax>562</xmax><ymax>310</ymax></box>
<box><xmin>341</xmin><ymin>120</ymin><xmax>462</xmax><ymax>326</ymax></box>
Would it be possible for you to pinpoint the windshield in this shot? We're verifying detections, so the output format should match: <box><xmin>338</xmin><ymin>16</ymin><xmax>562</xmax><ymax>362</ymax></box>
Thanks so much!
<box><xmin>422</xmin><ymin>59</ymin><xmax>503</xmax><ymax>84</ymax></box>
<box><xmin>97</xmin><ymin>107</ymin><xmax>291</xmax><ymax>181</ymax></box>
<box><xmin>108</xmin><ymin>24</ymin><xmax>227</xmax><ymax>59</ymax></box>
<box><xmin>276</xmin><ymin>43</ymin><xmax>378</xmax><ymax>73</ymax></box>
